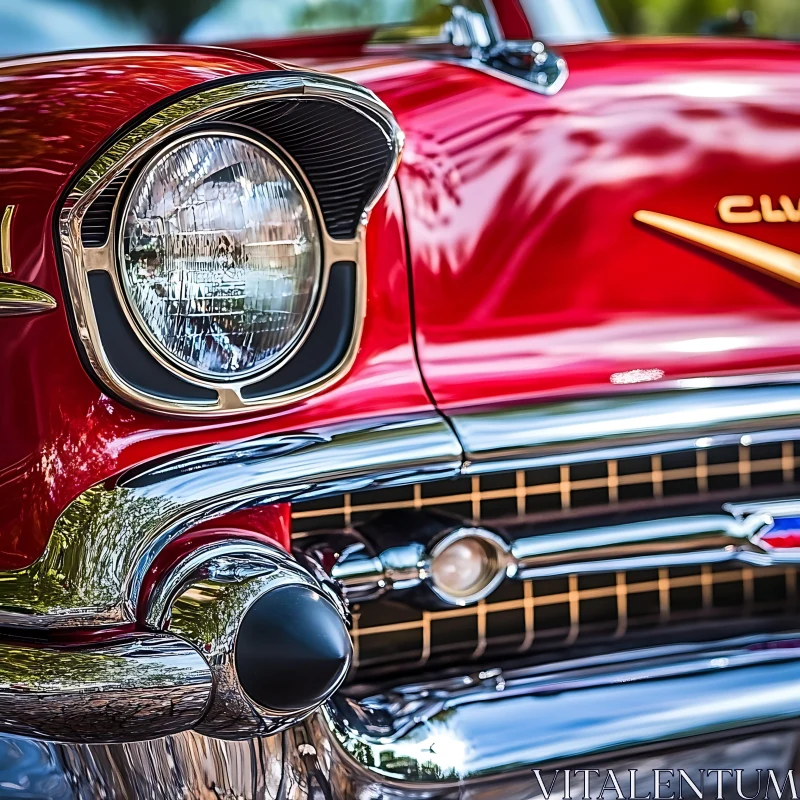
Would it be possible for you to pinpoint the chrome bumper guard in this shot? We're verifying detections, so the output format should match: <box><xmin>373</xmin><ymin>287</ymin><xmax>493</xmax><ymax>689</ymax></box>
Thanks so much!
<box><xmin>303</xmin><ymin>634</ymin><xmax>800</xmax><ymax>796</ymax></box>
<box><xmin>0</xmin><ymin>634</ymin><xmax>212</xmax><ymax>743</ymax></box>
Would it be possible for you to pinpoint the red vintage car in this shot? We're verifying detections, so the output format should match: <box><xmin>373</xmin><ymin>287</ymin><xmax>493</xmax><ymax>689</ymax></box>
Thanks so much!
<box><xmin>2</xmin><ymin>0</ymin><xmax>800</xmax><ymax>797</ymax></box>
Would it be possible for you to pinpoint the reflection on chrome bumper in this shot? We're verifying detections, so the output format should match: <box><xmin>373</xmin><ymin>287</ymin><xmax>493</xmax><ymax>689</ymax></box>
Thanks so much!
<box><xmin>2</xmin><ymin>635</ymin><xmax>800</xmax><ymax>798</ymax></box>
<box><xmin>0</xmin><ymin>634</ymin><xmax>212</xmax><ymax>743</ymax></box>
<box><xmin>301</xmin><ymin>634</ymin><xmax>800</xmax><ymax>795</ymax></box>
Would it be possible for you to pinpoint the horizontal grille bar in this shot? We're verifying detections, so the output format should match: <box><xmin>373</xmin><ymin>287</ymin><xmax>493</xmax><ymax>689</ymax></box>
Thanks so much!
<box><xmin>293</xmin><ymin>440</ymin><xmax>799</xmax><ymax>535</ymax></box>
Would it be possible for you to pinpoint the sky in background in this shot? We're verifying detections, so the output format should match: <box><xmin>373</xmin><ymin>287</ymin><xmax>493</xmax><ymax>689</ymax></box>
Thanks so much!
<box><xmin>0</xmin><ymin>0</ymin><xmax>797</xmax><ymax>58</ymax></box>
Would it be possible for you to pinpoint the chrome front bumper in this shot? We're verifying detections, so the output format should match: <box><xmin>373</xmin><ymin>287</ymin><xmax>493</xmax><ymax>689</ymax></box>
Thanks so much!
<box><xmin>294</xmin><ymin>633</ymin><xmax>800</xmax><ymax>797</ymax></box>
<box><xmin>5</xmin><ymin>390</ymin><xmax>800</xmax><ymax>795</ymax></box>
<box><xmin>6</xmin><ymin>633</ymin><xmax>800</xmax><ymax>798</ymax></box>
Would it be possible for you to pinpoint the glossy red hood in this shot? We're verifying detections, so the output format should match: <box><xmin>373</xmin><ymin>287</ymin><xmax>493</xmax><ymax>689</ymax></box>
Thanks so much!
<box><xmin>333</xmin><ymin>39</ymin><xmax>800</xmax><ymax>411</ymax></box>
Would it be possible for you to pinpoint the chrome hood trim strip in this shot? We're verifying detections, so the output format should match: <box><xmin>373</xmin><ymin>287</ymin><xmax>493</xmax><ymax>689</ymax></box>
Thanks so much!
<box><xmin>456</xmin><ymin>384</ymin><xmax>800</xmax><ymax>471</ymax></box>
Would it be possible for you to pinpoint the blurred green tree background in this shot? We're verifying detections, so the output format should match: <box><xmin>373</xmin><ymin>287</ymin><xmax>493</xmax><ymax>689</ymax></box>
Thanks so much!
<box><xmin>598</xmin><ymin>0</ymin><xmax>800</xmax><ymax>37</ymax></box>
<box><xmin>80</xmin><ymin>0</ymin><xmax>800</xmax><ymax>42</ymax></box>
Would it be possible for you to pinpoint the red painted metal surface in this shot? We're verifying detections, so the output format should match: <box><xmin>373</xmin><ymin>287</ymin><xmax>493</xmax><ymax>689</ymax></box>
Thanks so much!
<box><xmin>0</xmin><ymin>50</ymin><xmax>429</xmax><ymax>569</ymax></box>
<box><xmin>490</xmin><ymin>0</ymin><xmax>534</xmax><ymax>40</ymax></box>
<box><xmin>355</xmin><ymin>40</ymin><xmax>800</xmax><ymax>411</ymax></box>
<box><xmin>6</xmin><ymin>36</ymin><xmax>800</xmax><ymax>570</ymax></box>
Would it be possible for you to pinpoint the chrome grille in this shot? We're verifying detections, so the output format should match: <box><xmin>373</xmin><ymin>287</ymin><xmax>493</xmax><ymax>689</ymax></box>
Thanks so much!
<box><xmin>292</xmin><ymin>438</ymin><xmax>800</xmax><ymax>679</ymax></box>
<box><xmin>293</xmin><ymin>440</ymin><xmax>800</xmax><ymax>533</ymax></box>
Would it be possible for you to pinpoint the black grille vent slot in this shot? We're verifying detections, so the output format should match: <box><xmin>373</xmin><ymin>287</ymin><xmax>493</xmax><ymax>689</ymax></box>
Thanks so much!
<box><xmin>78</xmin><ymin>98</ymin><xmax>393</xmax><ymax>246</ymax></box>
<box><xmin>293</xmin><ymin>438</ymin><xmax>800</xmax><ymax>681</ymax></box>
<box><xmin>220</xmin><ymin>99</ymin><xmax>392</xmax><ymax>239</ymax></box>
<box><xmin>80</xmin><ymin>171</ymin><xmax>129</xmax><ymax>248</ymax></box>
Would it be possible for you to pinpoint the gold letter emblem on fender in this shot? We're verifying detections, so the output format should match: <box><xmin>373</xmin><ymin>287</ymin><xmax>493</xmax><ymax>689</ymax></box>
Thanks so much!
<box><xmin>718</xmin><ymin>195</ymin><xmax>800</xmax><ymax>223</ymax></box>
<box><xmin>718</xmin><ymin>195</ymin><xmax>761</xmax><ymax>223</ymax></box>
<box><xmin>634</xmin><ymin>209</ymin><xmax>800</xmax><ymax>289</ymax></box>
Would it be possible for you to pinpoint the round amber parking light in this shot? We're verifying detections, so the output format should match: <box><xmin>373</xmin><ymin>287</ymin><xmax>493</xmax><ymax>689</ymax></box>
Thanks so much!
<box><xmin>429</xmin><ymin>527</ymin><xmax>510</xmax><ymax>605</ymax></box>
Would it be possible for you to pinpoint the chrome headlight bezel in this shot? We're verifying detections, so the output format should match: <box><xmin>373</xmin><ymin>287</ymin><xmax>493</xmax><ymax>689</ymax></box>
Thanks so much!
<box><xmin>58</xmin><ymin>73</ymin><xmax>403</xmax><ymax>416</ymax></box>
<box><xmin>116</xmin><ymin>127</ymin><xmax>325</xmax><ymax>385</ymax></box>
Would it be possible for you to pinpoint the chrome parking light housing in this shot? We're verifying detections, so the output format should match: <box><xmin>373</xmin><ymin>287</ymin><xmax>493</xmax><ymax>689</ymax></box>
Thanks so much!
<box><xmin>428</xmin><ymin>526</ymin><xmax>512</xmax><ymax>605</ymax></box>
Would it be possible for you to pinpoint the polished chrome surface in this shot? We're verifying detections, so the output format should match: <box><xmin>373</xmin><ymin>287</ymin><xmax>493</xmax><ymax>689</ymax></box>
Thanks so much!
<box><xmin>0</xmin><ymin>279</ymin><xmax>57</xmax><ymax>316</ymax></box>
<box><xmin>309</xmin><ymin>633</ymin><xmax>800</xmax><ymax>791</ymax></box>
<box><xmin>445</xmin><ymin>4</ymin><xmax>493</xmax><ymax>49</ymax></box>
<box><xmin>9</xmin><ymin>389</ymin><xmax>800</xmax><ymax>627</ymax></box>
<box><xmin>146</xmin><ymin>539</ymin><xmax>350</xmax><ymax>739</ymax></box>
<box><xmin>368</xmin><ymin>3</ymin><xmax>568</xmax><ymax>95</ymax></box>
<box><xmin>469</xmin><ymin>39</ymin><xmax>569</xmax><ymax>95</ymax></box>
<box><xmin>0</xmin><ymin>727</ymin><xmax>794</xmax><ymax>800</ymax></box>
<box><xmin>428</xmin><ymin>526</ymin><xmax>511</xmax><ymax>603</ymax></box>
<box><xmin>0</xmin><ymin>413</ymin><xmax>460</xmax><ymax>628</ymax></box>
<box><xmin>310</xmin><ymin>501</ymin><xmax>800</xmax><ymax>607</ymax></box>
<box><xmin>0</xmin><ymin>634</ymin><xmax>212</xmax><ymax>744</ymax></box>
<box><xmin>316</xmin><ymin>524</ymin><xmax>513</xmax><ymax>605</ymax></box>
<box><xmin>0</xmin><ymin>729</ymin><xmax>287</xmax><ymax>799</ymax></box>
<box><xmin>291</xmin><ymin>426</ymin><xmax>800</xmax><ymax>538</ymax></box>
<box><xmin>9</xmin><ymin>390</ymin><xmax>800</xmax><ymax>627</ymax></box>
<box><xmin>297</xmin><ymin>720</ymin><xmax>798</xmax><ymax>800</ymax></box>
<box><xmin>456</xmin><ymin>385</ymin><xmax>800</xmax><ymax>471</ymax></box>
<box><xmin>59</xmin><ymin>72</ymin><xmax>403</xmax><ymax>415</ymax></box>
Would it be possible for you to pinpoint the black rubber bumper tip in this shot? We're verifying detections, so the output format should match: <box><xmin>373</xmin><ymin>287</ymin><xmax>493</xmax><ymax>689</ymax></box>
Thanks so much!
<box><xmin>234</xmin><ymin>585</ymin><xmax>352</xmax><ymax>712</ymax></box>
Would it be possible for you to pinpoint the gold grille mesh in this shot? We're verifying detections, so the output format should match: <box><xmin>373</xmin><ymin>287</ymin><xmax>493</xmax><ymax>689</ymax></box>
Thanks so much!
<box><xmin>292</xmin><ymin>439</ymin><xmax>800</xmax><ymax>677</ymax></box>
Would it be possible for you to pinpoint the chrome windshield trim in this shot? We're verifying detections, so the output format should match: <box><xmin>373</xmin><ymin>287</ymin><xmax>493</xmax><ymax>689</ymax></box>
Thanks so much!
<box><xmin>307</xmin><ymin>632</ymin><xmax>800</xmax><ymax>790</ymax></box>
<box><xmin>0</xmin><ymin>414</ymin><xmax>461</xmax><ymax>628</ymax></box>
<box><xmin>456</xmin><ymin>384</ymin><xmax>800</xmax><ymax>471</ymax></box>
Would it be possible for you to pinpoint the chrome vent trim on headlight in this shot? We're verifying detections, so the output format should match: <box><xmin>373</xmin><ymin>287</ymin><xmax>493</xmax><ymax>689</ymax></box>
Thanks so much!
<box><xmin>58</xmin><ymin>72</ymin><xmax>403</xmax><ymax>415</ymax></box>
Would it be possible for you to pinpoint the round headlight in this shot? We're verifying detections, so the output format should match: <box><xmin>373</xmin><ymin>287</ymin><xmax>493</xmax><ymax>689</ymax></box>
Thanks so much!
<box><xmin>120</xmin><ymin>131</ymin><xmax>322</xmax><ymax>380</ymax></box>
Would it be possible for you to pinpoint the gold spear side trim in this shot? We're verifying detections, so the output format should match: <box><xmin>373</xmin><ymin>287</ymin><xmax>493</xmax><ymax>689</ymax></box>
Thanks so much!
<box><xmin>634</xmin><ymin>209</ymin><xmax>800</xmax><ymax>289</ymax></box>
